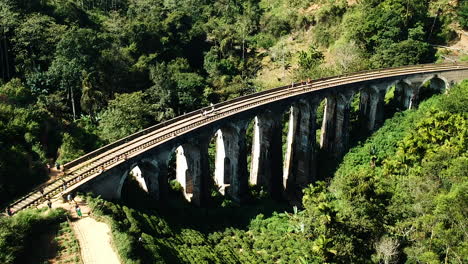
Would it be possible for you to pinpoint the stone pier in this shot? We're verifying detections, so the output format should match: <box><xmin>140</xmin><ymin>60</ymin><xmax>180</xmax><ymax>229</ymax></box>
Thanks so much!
<box><xmin>214</xmin><ymin>122</ymin><xmax>249</xmax><ymax>204</ymax></box>
<box><xmin>175</xmin><ymin>139</ymin><xmax>210</xmax><ymax>206</ymax></box>
<box><xmin>320</xmin><ymin>92</ymin><xmax>353</xmax><ymax>157</ymax></box>
<box><xmin>250</xmin><ymin>111</ymin><xmax>283</xmax><ymax>197</ymax></box>
<box><xmin>283</xmin><ymin>99</ymin><xmax>318</xmax><ymax>194</ymax></box>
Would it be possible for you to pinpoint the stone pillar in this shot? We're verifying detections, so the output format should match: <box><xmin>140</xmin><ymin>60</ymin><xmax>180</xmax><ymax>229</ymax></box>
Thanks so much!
<box><xmin>320</xmin><ymin>96</ymin><xmax>336</xmax><ymax>151</ymax></box>
<box><xmin>214</xmin><ymin>121</ymin><xmax>249</xmax><ymax>204</ymax></box>
<box><xmin>250</xmin><ymin>111</ymin><xmax>283</xmax><ymax>197</ymax></box>
<box><xmin>142</xmin><ymin>152</ymin><xmax>171</xmax><ymax>201</ymax></box>
<box><xmin>320</xmin><ymin>93</ymin><xmax>353</xmax><ymax>157</ymax></box>
<box><xmin>175</xmin><ymin>139</ymin><xmax>210</xmax><ymax>206</ymax></box>
<box><xmin>408</xmin><ymin>81</ymin><xmax>423</xmax><ymax>109</ymax></box>
<box><xmin>367</xmin><ymin>91</ymin><xmax>380</xmax><ymax>131</ymax></box>
<box><xmin>283</xmin><ymin>99</ymin><xmax>318</xmax><ymax>194</ymax></box>
<box><xmin>359</xmin><ymin>89</ymin><xmax>370</xmax><ymax>127</ymax></box>
<box><xmin>373</xmin><ymin>85</ymin><xmax>388</xmax><ymax>128</ymax></box>
<box><xmin>359</xmin><ymin>86</ymin><xmax>385</xmax><ymax>131</ymax></box>
<box><xmin>402</xmin><ymin>84</ymin><xmax>414</xmax><ymax>109</ymax></box>
<box><xmin>335</xmin><ymin>94</ymin><xmax>353</xmax><ymax>156</ymax></box>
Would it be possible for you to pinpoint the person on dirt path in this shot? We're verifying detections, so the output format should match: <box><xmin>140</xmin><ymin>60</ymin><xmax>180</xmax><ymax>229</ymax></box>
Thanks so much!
<box><xmin>5</xmin><ymin>206</ymin><xmax>12</xmax><ymax>216</ymax></box>
<box><xmin>67</xmin><ymin>193</ymin><xmax>74</xmax><ymax>203</ymax></box>
<box><xmin>47</xmin><ymin>199</ymin><xmax>52</xmax><ymax>209</ymax></box>
<box><xmin>75</xmin><ymin>205</ymin><xmax>82</xmax><ymax>218</ymax></box>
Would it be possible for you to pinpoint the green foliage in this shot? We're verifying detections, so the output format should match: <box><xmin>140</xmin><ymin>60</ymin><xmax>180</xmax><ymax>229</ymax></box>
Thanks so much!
<box><xmin>11</xmin><ymin>14</ymin><xmax>65</xmax><ymax>76</ymax></box>
<box><xmin>147</xmin><ymin>58</ymin><xmax>205</xmax><ymax>118</ymax></box>
<box><xmin>0</xmin><ymin>78</ymin><xmax>32</xmax><ymax>105</ymax></box>
<box><xmin>370</xmin><ymin>39</ymin><xmax>435</xmax><ymax>68</ymax></box>
<box><xmin>459</xmin><ymin>0</ymin><xmax>468</xmax><ymax>29</ymax></box>
<box><xmin>296</xmin><ymin>46</ymin><xmax>324</xmax><ymax>79</ymax></box>
<box><xmin>332</xmin><ymin>81</ymin><xmax>468</xmax><ymax>262</ymax></box>
<box><xmin>98</xmin><ymin>91</ymin><xmax>155</xmax><ymax>142</ymax></box>
<box><xmin>0</xmin><ymin>208</ymin><xmax>67</xmax><ymax>264</ymax></box>
<box><xmin>56</xmin><ymin>132</ymin><xmax>86</xmax><ymax>164</ymax></box>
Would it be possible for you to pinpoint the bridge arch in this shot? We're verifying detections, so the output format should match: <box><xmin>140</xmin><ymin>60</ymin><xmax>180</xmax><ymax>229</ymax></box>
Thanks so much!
<box><xmin>418</xmin><ymin>75</ymin><xmax>449</xmax><ymax>104</ymax></box>
<box><xmin>420</xmin><ymin>74</ymin><xmax>449</xmax><ymax>91</ymax></box>
<box><xmin>394</xmin><ymin>80</ymin><xmax>414</xmax><ymax>110</ymax></box>
<box><xmin>117</xmin><ymin>159</ymin><xmax>160</xmax><ymax>201</ymax></box>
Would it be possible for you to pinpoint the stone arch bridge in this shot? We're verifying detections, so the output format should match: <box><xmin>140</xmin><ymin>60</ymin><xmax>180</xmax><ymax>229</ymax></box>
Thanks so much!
<box><xmin>8</xmin><ymin>63</ymin><xmax>468</xmax><ymax>212</ymax></box>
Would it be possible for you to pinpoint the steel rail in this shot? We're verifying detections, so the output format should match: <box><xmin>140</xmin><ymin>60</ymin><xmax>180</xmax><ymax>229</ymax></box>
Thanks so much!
<box><xmin>7</xmin><ymin>63</ymin><xmax>468</xmax><ymax>213</ymax></box>
<box><xmin>8</xmin><ymin>64</ymin><xmax>466</xmax><ymax>211</ymax></box>
<box><xmin>61</xmin><ymin>63</ymin><xmax>457</xmax><ymax>173</ymax></box>
<box><xmin>62</xmin><ymin>63</ymin><xmax>460</xmax><ymax>174</ymax></box>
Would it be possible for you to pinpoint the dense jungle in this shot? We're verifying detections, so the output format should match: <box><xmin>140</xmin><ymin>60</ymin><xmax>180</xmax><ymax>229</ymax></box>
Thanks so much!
<box><xmin>0</xmin><ymin>0</ymin><xmax>467</xmax><ymax>263</ymax></box>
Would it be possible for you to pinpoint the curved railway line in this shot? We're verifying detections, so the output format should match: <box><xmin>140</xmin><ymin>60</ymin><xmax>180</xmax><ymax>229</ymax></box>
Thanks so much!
<box><xmin>6</xmin><ymin>63</ymin><xmax>468</xmax><ymax>214</ymax></box>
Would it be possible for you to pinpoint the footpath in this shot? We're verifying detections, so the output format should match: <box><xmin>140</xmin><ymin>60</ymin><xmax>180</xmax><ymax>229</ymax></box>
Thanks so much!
<box><xmin>46</xmin><ymin>197</ymin><xmax>121</xmax><ymax>264</ymax></box>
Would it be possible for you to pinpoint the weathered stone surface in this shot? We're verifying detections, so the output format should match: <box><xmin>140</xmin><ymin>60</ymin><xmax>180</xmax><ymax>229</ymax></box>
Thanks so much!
<box><xmin>320</xmin><ymin>92</ymin><xmax>353</xmax><ymax>157</ymax></box>
<box><xmin>283</xmin><ymin>99</ymin><xmax>318</xmax><ymax>195</ymax></box>
<box><xmin>214</xmin><ymin>121</ymin><xmax>250</xmax><ymax>204</ymax></box>
<box><xmin>176</xmin><ymin>139</ymin><xmax>210</xmax><ymax>206</ymax></box>
<box><xmin>250</xmin><ymin>111</ymin><xmax>283</xmax><ymax>197</ymax></box>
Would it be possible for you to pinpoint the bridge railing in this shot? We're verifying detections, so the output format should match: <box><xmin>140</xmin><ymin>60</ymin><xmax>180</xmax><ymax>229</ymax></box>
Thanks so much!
<box><xmin>62</xmin><ymin>63</ymin><xmax>454</xmax><ymax>170</ymax></box>
<box><xmin>62</xmin><ymin>84</ymin><xmax>295</xmax><ymax>170</ymax></box>
<box><xmin>9</xmin><ymin>63</ymin><xmax>465</xmax><ymax>213</ymax></box>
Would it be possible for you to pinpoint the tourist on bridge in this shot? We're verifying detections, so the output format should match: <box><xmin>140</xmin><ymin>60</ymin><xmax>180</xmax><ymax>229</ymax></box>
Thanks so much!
<box><xmin>62</xmin><ymin>179</ymin><xmax>67</xmax><ymax>191</ymax></box>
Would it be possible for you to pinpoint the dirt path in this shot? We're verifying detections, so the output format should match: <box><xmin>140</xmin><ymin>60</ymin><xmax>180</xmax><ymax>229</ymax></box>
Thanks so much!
<box><xmin>71</xmin><ymin>217</ymin><xmax>121</xmax><ymax>264</ymax></box>
<box><xmin>47</xmin><ymin>198</ymin><xmax>121</xmax><ymax>264</ymax></box>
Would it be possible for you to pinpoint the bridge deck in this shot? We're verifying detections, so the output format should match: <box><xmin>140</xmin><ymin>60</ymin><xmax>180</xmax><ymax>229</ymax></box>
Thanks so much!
<box><xmin>6</xmin><ymin>63</ymin><xmax>468</xmax><ymax>214</ymax></box>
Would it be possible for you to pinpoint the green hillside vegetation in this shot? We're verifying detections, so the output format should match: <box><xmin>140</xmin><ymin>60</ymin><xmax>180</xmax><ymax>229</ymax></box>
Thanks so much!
<box><xmin>0</xmin><ymin>0</ymin><xmax>465</xmax><ymax>205</ymax></box>
<box><xmin>1</xmin><ymin>0</ymin><xmax>467</xmax><ymax>262</ymax></box>
<box><xmin>83</xmin><ymin>81</ymin><xmax>467</xmax><ymax>263</ymax></box>
<box><xmin>0</xmin><ymin>208</ymin><xmax>69</xmax><ymax>264</ymax></box>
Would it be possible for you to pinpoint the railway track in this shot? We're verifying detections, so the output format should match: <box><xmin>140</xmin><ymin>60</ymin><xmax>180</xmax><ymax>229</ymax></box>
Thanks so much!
<box><xmin>7</xmin><ymin>63</ymin><xmax>468</xmax><ymax>214</ymax></box>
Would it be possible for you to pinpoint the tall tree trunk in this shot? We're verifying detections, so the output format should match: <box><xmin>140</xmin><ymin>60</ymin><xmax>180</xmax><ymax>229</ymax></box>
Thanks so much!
<box><xmin>70</xmin><ymin>87</ymin><xmax>77</xmax><ymax>121</ymax></box>
<box><xmin>3</xmin><ymin>34</ymin><xmax>10</xmax><ymax>79</ymax></box>
<box><xmin>0</xmin><ymin>35</ymin><xmax>5</xmax><ymax>80</ymax></box>
<box><xmin>242</xmin><ymin>36</ymin><xmax>245</xmax><ymax>79</ymax></box>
